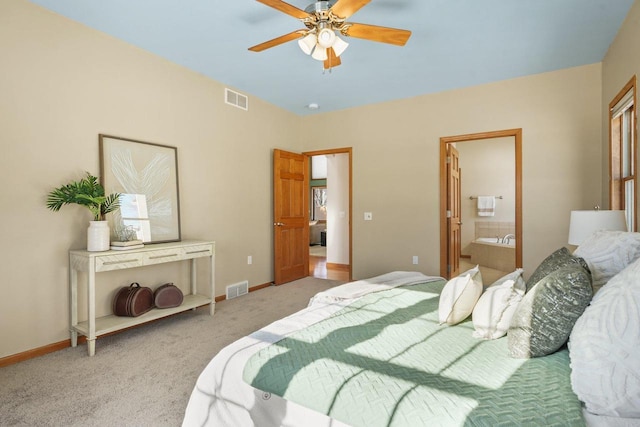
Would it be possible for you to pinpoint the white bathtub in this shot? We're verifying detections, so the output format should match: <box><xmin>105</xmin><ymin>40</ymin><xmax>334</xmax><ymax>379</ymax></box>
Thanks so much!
<box><xmin>474</xmin><ymin>237</ymin><xmax>516</xmax><ymax>247</ymax></box>
<box><xmin>470</xmin><ymin>237</ymin><xmax>515</xmax><ymax>271</ymax></box>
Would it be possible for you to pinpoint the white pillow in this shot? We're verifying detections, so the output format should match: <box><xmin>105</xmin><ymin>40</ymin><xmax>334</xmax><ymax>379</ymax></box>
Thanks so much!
<box><xmin>438</xmin><ymin>266</ymin><xmax>483</xmax><ymax>325</ymax></box>
<box><xmin>472</xmin><ymin>269</ymin><xmax>525</xmax><ymax>340</ymax></box>
<box><xmin>573</xmin><ymin>230</ymin><xmax>640</xmax><ymax>294</ymax></box>
<box><xmin>569</xmin><ymin>257</ymin><xmax>640</xmax><ymax>417</ymax></box>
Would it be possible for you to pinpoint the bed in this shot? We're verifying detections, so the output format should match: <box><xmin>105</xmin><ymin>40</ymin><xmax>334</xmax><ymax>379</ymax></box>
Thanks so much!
<box><xmin>183</xmin><ymin>232</ymin><xmax>640</xmax><ymax>427</ymax></box>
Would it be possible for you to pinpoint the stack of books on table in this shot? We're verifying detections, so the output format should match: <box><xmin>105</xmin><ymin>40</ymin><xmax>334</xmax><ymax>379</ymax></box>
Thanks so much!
<box><xmin>110</xmin><ymin>240</ymin><xmax>144</xmax><ymax>251</ymax></box>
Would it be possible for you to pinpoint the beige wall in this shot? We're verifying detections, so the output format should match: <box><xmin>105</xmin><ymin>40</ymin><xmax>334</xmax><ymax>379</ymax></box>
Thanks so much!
<box><xmin>0</xmin><ymin>1</ymin><xmax>300</xmax><ymax>358</ymax></box>
<box><xmin>601</xmin><ymin>0</ymin><xmax>640</xmax><ymax>208</ymax></box>
<box><xmin>0</xmin><ymin>0</ymin><xmax>622</xmax><ymax>359</ymax></box>
<box><xmin>300</xmin><ymin>64</ymin><xmax>603</xmax><ymax>280</ymax></box>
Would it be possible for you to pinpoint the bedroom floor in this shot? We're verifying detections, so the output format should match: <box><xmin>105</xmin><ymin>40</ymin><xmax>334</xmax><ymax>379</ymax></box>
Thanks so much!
<box><xmin>309</xmin><ymin>244</ymin><xmax>326</xmax><ymax>257</ymax></box>
<box><xmin>459</xmin><ymin>258</ymin><xmax>509</xmax><ymax>284</ymax></box>
<box><xmin>0</xmin><ymin>276</ymin><xmax>344</xmax><ymax>426</ymax></box>
<box><xmin>309</xmin><ymin>245</ymin><xmax>350</xmax><ymax>281</ymax></box>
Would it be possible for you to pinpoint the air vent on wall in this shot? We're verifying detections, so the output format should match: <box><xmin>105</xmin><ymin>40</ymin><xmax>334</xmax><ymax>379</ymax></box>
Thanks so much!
<box><xmin>225</xmin><ymin>88</ymin><xmax>248</xmax><ymax>111</ymax></box>
<box><xmin>226</xmin><ymin>280</ymin><xmax>249</xmax><ymax>300</ymax></box>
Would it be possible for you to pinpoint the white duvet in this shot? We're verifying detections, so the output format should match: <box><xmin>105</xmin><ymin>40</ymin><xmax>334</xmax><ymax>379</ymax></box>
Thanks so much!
<box><xmin>182</xmin><ymin>272</ymin><xmax>440</xmax><ymax>427</ymax></box>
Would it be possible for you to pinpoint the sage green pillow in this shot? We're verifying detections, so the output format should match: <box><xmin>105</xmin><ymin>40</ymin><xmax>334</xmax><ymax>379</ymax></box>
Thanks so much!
<box><xmin>525</xmin><ymin>247</ymin><xmax>589</xmax><ymax>293</ymax></box>
<box><xmin>508</xmin><ymin>264</ymin><xmax>592</xmax><ymax>358</ymax></box>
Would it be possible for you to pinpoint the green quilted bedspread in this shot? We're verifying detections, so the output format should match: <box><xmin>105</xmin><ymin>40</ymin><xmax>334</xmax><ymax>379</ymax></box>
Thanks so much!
<box><xmin>243</xmin><ymin>281</ymin><xmax>585</xmax><ymax>427</ymax></box>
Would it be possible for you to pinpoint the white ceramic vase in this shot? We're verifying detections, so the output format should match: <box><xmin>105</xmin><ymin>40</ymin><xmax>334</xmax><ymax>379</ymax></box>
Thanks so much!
<box><xmin>87</xmin><ymin>220</ymin><xmax>110</xmax><ymax>251</ymax></box>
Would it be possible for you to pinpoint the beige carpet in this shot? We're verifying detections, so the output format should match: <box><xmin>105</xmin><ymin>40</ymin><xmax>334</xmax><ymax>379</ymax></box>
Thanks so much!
<box><xmin>0</xmin><ymin>276</ymin><xmax>344</xmax><ymax>427</ymax></box>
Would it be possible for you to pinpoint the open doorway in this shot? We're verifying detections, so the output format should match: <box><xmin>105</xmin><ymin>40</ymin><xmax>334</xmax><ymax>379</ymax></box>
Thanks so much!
<box><xmin>305</xmin><ymin>148</ymin><xmax>352</xmax><ymax>281</ymax></box>
<box><xmin>439</xmin><ymin>129</ymin><xmax>522</xmax><ymax>281</ymax></box>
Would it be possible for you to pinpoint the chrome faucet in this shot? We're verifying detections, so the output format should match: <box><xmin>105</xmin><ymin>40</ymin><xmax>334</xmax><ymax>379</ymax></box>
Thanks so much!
<box><xmin>501</xmin><ymin>234</ymin><xmax>515</xmax><ymax>244</ymax></box>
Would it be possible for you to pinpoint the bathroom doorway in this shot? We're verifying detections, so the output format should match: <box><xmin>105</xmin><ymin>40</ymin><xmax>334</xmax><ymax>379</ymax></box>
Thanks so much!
<box><xmin>439</xmin><ymin>129</ymin><xmax>522</xmax><ymax>281</ymax></box>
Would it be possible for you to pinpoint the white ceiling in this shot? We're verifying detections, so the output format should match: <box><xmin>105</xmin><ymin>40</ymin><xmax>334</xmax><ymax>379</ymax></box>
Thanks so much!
<box><xmin>28</xmin><ymin>0</ymin><xmax>635</xmax><ymax>116</ymax></box>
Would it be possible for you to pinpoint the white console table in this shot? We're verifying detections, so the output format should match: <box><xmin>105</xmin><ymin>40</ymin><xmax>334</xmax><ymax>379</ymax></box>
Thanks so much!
<box><xmin>69</xmin><ymin>240</ymin><xmax>215</xmax><ymax>356</ymax></box>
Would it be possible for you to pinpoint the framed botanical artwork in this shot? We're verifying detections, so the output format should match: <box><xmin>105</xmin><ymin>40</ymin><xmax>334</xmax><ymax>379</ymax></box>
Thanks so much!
<box><xmin>99</xmin><ymin>134</ymin><xmax>181</xmax><ymax>243</ymax></box>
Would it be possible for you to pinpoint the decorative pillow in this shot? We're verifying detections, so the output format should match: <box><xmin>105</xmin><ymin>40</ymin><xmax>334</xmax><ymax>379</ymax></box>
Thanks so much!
<box><xmin>573</xmin><ymin>230</ymin><xmax>640</xmax><ymax>294</ymax></box>
<box><xmin>438</xmin><ymin>266</ymin><xmax>483</xmax><ymax>325</ymax></box>
<box><xmin>569</xmin><ymin>258</ymin><xmax>640</xmax><ymax>417</ymax></box>
<box><xmin>508</xmin><ymin>263</ymin><xmax>592</xmax><ymax>358</ymax></box>
<box><xmin>472</xmin><ymin>269</ymin><xmax>525</xmax><ymax>340</ymax></box>
<box><xmin>525</xmin><ymin>247</ymin><xmax>589</xmax><ymax>293</ymax></box>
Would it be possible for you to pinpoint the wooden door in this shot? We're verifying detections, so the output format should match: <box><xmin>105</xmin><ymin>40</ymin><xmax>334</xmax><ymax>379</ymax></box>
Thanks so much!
<box><xmin>447</xmin><ymin>145</ymin><xmax>462</xmax><ymax>278</ymax></box>
<box><xmin>273</xmin><ymin>149</ymin><xmax>309</xmax><ymax>285</ymax></box>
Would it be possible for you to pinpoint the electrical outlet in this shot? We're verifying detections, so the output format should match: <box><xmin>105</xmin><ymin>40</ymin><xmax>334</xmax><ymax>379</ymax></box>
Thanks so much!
<box><xmin>412</xmin><ymin>256</ymin><xmax>419</xmax><ymax>265</ymax></box>
<box><xmin>364</xmin><ymin>212</ymin><xmax>373</xmax><ymax>220</ymax></box>
<box><xmin>247</xmin><ymin>255</ymin><xmax>252</xmax><ymax>265</ymax></box>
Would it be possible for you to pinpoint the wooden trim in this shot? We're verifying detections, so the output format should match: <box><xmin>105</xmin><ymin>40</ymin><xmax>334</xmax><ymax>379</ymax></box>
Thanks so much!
<box><xmin>608</xmin><ymin>75</ymin><xmax>637</xmax><ymax>229</ymax></box>
<box><xmin>0</xmin><ymin>338</ymin><xmax>82</xmax><ymax>368</ymax></box>
<box><xmin>304</xmin><ymin>147</ymin><xmax>351</xmax><ymax>157</ymax></box>
<box><xmin>303</xmin><ymin>147</ymin><xmax>353</xmax><ymax>281</ymax></box>
<box><xmin>440</xmin><ymin>129</ymin><xmax>523</xmax><ymax>278</ymax></box>
<box><xmin>609</xmin><ymin>75</ymin><xmax>637</xmax><ymax>113</ymax></box>
<box><xmin>439</xmin><ymin>140</ymin><xmax>448</xmax><ymax>278</ymax></box>
<box><xmin>326</xmin><ymin>262</ymin><xmax>350</xmax><ymax>271</ymax></box>
<box><xmin>1</xmin><ymin>281</ymin><xmax>273</xmax><ymax>367</ymax></box>
<box><xmin>249</xmin><ymin>282</ymin><xmax>272</xmax><ymax>292</ymax></box>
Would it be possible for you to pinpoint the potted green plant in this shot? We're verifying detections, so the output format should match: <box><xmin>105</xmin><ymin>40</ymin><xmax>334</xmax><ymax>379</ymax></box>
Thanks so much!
<box><xmin>46</xmin><ymin>172</ymin><xmax>121</xmax><ymax>251</ymax></box>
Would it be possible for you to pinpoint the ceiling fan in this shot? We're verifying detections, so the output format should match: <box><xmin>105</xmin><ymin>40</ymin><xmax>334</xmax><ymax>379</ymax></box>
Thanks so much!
<box><xmin>248</xmin><ymin>0</ymin><xmax>411</xmax><ymax>70</ymax></box>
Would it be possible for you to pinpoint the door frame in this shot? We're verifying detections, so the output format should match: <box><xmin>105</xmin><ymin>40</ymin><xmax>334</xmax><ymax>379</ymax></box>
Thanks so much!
<box><xmin>303</xmin><ymin>147</ymin><xmax>353</xmax><ymax>281</ymax></box>
<box><xmin>439</xmin><ymin>129</ymin><xmax>523</xmax><ymax>279</ymax></box>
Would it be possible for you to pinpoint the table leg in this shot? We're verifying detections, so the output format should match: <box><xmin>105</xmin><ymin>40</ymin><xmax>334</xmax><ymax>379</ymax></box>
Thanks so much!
<box><xmin>190</xmin><ymin>258</ymin><xmax>197</xmax><ymax>311</ymax></box>
<box><xmin>190</xmin><ymin>258</ymin><xmax>197</xmax><ymax>295</ymax></box>
<box><xmin>69</xmin><ymin>261</ymin><xmax>78</xmax><ymax>347</ymax></box>
<box><xmin>87</xmin><ymin>262</ymin><xmax>96</xmax><ymax>356</ymax></box>
<box><xmin>209</xmin><ymin>253</ymin><xmax>215</xmax><ymax>316</ymax></box>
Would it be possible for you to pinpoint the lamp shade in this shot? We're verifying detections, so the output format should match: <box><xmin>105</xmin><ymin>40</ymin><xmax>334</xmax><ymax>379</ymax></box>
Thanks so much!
<box><xmin>568</xmin><ymin>210</ymin><xmax>627</xmax><ymax>245</ymax></box>
<box><xmin>332</xmin><ymin>35</ymin><xmax>349</xmax><ymax>57</ymax></box>
<box><xmin>298</xmin><ymin>33</ymin><xmax>316</xmax><ymax>55</ymax></box>
<box><xmin>311</xmin><ymin>46</ymin><xmax>328</xmax><ymax>61</ymax></box>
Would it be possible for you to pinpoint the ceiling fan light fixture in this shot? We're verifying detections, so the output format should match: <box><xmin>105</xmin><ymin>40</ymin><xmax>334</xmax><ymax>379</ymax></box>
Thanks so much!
<box><xmin>316</xmin><ymin>28</ymin><xmax>336</xmax><ymax>49</ymax></box>
<box><xmin>311</xmin><ymin>46</ymin><xmax>328</xmax><ymax>61</ymax></box>
<box><xmin>298</xmin><ymin>33</ymin><xmax>317</xmax><ymax>55</ymax></box>
<box><xmin>332</xmin><ymin>35</ymin><xmax>349</xmax><ymax>57</ymax></box>
<box><xmin>249</xmin><ymin>0</ymin><xmax>413</xmax><ymax>71</ymax></box>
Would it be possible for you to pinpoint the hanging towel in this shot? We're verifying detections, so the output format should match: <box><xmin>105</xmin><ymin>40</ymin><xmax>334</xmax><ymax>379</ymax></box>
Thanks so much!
<box><xmin>477</xmin><ymin>196</ymin><xmax>495</xmax><ymax>217</ymax></box>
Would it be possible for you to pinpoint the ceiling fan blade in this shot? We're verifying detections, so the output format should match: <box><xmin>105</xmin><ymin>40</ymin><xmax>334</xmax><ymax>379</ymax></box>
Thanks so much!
<box><xmin>330</xmin><ymin>0</ymin><xmax>371</xmax><ymax>19</ymax></box>
<box><xmin>344</xmin><ymin>23</ymin><xmax>411</xmax><ymax>46</ymax></box>
<box><xmin>248</xmin><ymin>30</ymin><xmax>305</xmax><ymax>52</ymax></box>
<box><xmin>256</xmin><ymin>0</ymin><xmax>309</xmax><ymax>19</ymax></box>
<box><xmin>324</xmin><ymin>47</ymin><xmax>342</xmax><ymax>69</ymax></box>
